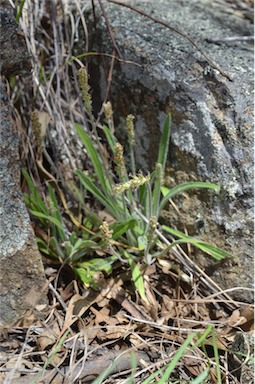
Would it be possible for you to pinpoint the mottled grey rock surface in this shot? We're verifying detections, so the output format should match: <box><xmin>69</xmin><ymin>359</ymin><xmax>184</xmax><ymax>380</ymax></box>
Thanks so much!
<box><xmin>0</xmin><ymin>2</ymin><xmax>31</xmax><ymax>76</ymax></box>
<box><xmin>0</xmin><ymin>4</ymin><xmax>47</xmax><ymax>328</ymax></box>
<box><xmin>84</xmin><ymin>0</ymin><xmax>254</xmax><ymax>301</ymax></box>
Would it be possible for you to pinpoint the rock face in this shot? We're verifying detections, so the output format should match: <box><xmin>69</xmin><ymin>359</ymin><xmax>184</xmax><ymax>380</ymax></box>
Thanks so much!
<box><xmin>0</xmin><ymin>5</ymin><xmax>47</xmax><ymax>327</ymax></box>
<box><xmin>0</xmin><ymin>2</ymin><xmax>31</xmax><ymax>76</ymax></box>
<box><xmin>85</xmin><ymin>0</ymin><xmax>254</xmax><ymax>301</ymax></box>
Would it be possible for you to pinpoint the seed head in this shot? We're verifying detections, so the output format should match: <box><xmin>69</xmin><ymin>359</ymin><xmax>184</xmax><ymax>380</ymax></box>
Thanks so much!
<box><xmin>126</xmin><ymin>114</ymin><xmax>135</xmax><ymax>145</ymax></box>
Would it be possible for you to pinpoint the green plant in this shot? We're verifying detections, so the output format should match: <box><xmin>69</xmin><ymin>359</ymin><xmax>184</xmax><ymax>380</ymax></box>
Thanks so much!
<box><xmin>75</xmin><ymin>114</ymin><xmax>228</xmax><ymax>263</ymax></box>
<box><xmin>75</xmin><ymin>70</ymin><xmax>231</xmax><ymax>263</ymax></box>
<box><xmin>22</xmin><ymin>169</ymin><xmax>117</xmax><ymax>289</ymax></box>
<box><xmin>23</xmin><ymin>67</ymin><xmax>232</xmax><ymax>296</ymax></box>
<box><xmin>15</xmin><ymin>0</ymin><xmax>26</xmax><ymax>22</ymax></box>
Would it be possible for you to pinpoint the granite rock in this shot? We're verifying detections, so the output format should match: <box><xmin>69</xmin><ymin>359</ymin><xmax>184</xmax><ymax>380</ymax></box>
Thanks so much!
<box><xmin>0</xmin><ymin>4</ymin><xmax>47</xmax><ymax>328</ymax></box>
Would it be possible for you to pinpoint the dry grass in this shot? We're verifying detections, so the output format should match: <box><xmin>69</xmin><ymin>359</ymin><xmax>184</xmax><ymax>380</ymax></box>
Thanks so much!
<box><xmin>1</xmin><ymin>1</ymin><xmax>254</xmax><ymax>383</ymax></box>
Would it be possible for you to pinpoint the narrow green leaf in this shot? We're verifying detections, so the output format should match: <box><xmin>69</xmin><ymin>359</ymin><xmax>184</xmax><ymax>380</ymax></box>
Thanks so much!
<box><xmin>77</xmin><ymin>170</ymin><xmax>117</xmax><ymax>217</ymax></box>
<box><xmin>111</xmin><ymin>219</ymin><xmax>137</xmax><ymax>240</ymax></box>
<box><xmin>102</xmin><ymin>124</ymin><xmax>116</xmax><ymax>153</ymax></box>
<box><xmin>30</xmin><ymin>210</ymin><xmax>64</xmax><ymax>231</ymax></box>
<box><xmin>141</xmin><ymin>368</ymin><xmax>165</xmax><ymax>384</ymax></box>
<box><xmin>192</xmin><ymin>325</ymin><xmax>213</xmax><ymax>349</ymax></box>
<box><xmin>124</xmin><ymin>251</ymin><xmax>148</xmax><ymax>304</ymax></box>
<box><xmin>162</xmin><ymin>226</ymin><xmax>232</xmax><ymax>260</ymax></box>
<box><xmin>31</xmin><ymin>330</ymin><xmax>69</xmax><ymax>384</ymax></box>
<box><xmin>75</xmin><ymin>123</ymin><xmax>111</xmax><ymax>195</ymax></box>
<box><xmin>124</xmin><ymin>352</ymin><xmax>137</xmax><ymax>384</ymax></box>
<box><xmin>158</xmin><ymin>332</ymin><xmax>196</xmax><ymax>381</ymax></box>
<box><xmin>49</xmin><ymin>237</ymin><xmax>66</xmax><ymax>260</ymax></box>
<box><xmin>22</xmin><ymin>169</ymin><xmax>48</xmax><ymax>214</ymax></box>
<box><xmin>91</xmin><ymin>358</ymin><xmax>120</xmax><ymax>384</ymax></box>
<box><xmin>197</xmin><ymin>243</ymin><xmax>233</xmax><ymax>260</ymax></box>
<box><xmin>36</xmin><ymin>238</ymin><xmax>58</xmax><ymax>258</ymax></box>
<box><xmin>16</xmin><ymin>0</ymin><xmax>26</xmax><ymax>22</ymax></box>
<box><xmin>47</xmin><ymin>184</ymin><xmax>66</xmax><ymax>242</ymax></box>
<box><xmin>211</xmin><ymin>328</ymin><xmax>222</xmax><ymax>384</ymax></box>
<box><xmin>152</xmin><ymin>163</ymin><xmax>162</xmax><ymax>217</ymax></box>
<box><xmin>160</xmin><ymin>182</ymin><xmax>220</xmax><ymax>211</ymax></box>
<box><xmin>138</xmin><ymin>183</ymin><xmax>147</xmax><ymax>206</ymax></box>
<box><xmin>69</xmin><ymin>240</ymin><xmax>99</xmax><ymax>262</ymax></box>
<box><xmin>156</xmin><ymin>114</ymin><xmax>171</xmax><ymax>173</ymax></box>
<box><xmin>72</xmin><ymin>239</ymin><xmax>97</xmax><ymax>251</ymax></box>
<box><xmin>190</xmin><ymin>368</ymin><xmax>210</xmax><ymax>384</ymax></box>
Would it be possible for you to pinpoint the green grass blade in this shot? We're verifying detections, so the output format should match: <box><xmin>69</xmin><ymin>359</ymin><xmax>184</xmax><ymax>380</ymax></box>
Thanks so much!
<box><xmin>160</xmin><ymin>182</ymin><xmax>220</xmax><ymax>211</ymax></box>
<box><xmin>111</xmin><ymin>219</ymin><xmax>137</xmax><ymax>240</ymax></box>
<box><xmin>49</xmin><ymin>237</ymin><xmax>67</xmax><ymax>260</ymax></box>
<box><xmin>192</xmin><ymin>325</ymin><xmax>213</xmax><ymax>349</ymax></box>
<box><xmin>22</xmin><ymin>169</ymin><xmax>48</xmax><ymax>214</ymax></box>
<box><xmin>75</xmin><ymin>123</ymin><xmax>111</xmax><ymax>195</ymax></box>
<box><xmin>190</xmin><ymin>368</ymin><xmax>210</xmax><ymax>384</ymax></box>
<box><xmin>152</xmin><ymin>163</ymin><xmax>162</xmax><ymax>217</ymax></box>
<box><xmin>77</xmin><ymin>170</ymin><xmax>118</xmax><ymax>217</ymax></box>
<box><xmin>141</xmin><ymin>367</ymin><xmax>165</xmax><ymax>384</ymax></box>
<box><xmin>139</xmin><ymin>183</ymin><xmax>147</xmax><ymax>206</ymax></box>
<box><xmin>102</xmin><ymin>124</ymin><xmax>116</xmax><ymax>153</ymax></box>
<box><xmin>31</xmin><ymin>330</ymin><xmax>69</xmax><ymax>384</ymax></box>
<box><xmin>91</xmin><ymin>358</ymin><xmax>119</xmax><ymax>384</ymax></box>
<box><xmin>36</xmin><ymin>238</ymin><xmax>58</xmax><ymax>258</ymax></box>
<box><xmin>156</xmin><ymin>114</ymin><xmax>171</xmax><ymax>173</ymax></box>
<box><xmin>197</xmin><ymin>243</ymin><xmax>233</xmax><ymax>260</ymax></box>
<box><xmin>72</xmin><ymin>239</ymin><xmax>97</xmax><ymax>252</ymax></box>
<box><xmin>158</xmin><ymin>332</ymin><xmax>196</xmax><ymax>381</ymax></box>
<box><xmin>30</xmin><ymin>210</ymin><xmax>64</xmax><ymax>231</ymax></box>
<box><xmin>162</xmin><ymin>226</ymin><xmax>232</xmax><ymax>260</ymax></box>
<box><xmin>124</xmin><ymin>352</ymin><xmax>137</xmax><ymax>384</ymax></box>
<box><xmin>77</xmin><ymin>256</ymin><xmax>116</xmax><ymax>274</ymax></box>
<box><xmin>47</xmin><ymin>184</ymin><xmax>66</xmax><ymax>242</ymax></box>
<box><xmin>15</xmin><ymin>0</ymin><xmax>26</xmax><ymax>22</ymax></box>
<box><xmin>211</xmin><ymin>328</ymin><xmax>222</xmax><ymax>384</ymax></box>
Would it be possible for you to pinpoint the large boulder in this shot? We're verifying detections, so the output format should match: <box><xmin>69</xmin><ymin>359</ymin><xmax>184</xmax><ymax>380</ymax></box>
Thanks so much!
<box><xmin>0</xmin><ymin>4</ymin><xmax>47</xmax><ymax>327</ymax></box>
<box><xmin>84</xmin><ymin>0</ymin><xmax>253</xmax><ymax>301</ymax></box>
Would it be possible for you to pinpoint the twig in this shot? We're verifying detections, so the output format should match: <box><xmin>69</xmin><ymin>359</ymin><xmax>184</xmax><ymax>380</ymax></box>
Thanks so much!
<box><xmin>49</xmin><ymin>282</ymin><xmax>68</xmax><ymax>311</ymax></box>
<box><xmin>124</xmin><ymin>314</ymin><xmax>205</xmax><ymax>332</ymax></box>
<box><xmin>107</xmin><ymin>0</ymin><xmax>233</xmax><ymax>81</ymax></box>
<box><xmin>98</xmin><ymin>0</ymin><xmax>124</xmax><ymax>61</ymax></box>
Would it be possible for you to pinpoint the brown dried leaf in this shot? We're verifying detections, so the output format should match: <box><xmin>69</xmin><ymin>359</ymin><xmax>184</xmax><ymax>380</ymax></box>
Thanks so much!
<box><xmin>184</xmin><ymin>357</ymin><xmax>205</xmax><ymax>377</ymax></box>
<box><xmin>36</xmin><ymin>110</ymin><xmax>51</xmax><ymax>140</ymax></box>
<box><xmin>239</xmin><ymin>305</ymin><xmax>254</xmax><ymax>331</ymax></box>
<box><xmin>162</xmin><ymin>295</ymin><xmax>175</xmax><ymax>314</ymax></box>
<box><xmin>82</xmin><ymin>320</ymin><xmax>99</xmax><ymax>342</ymax></box>
<box><xmin>97</xmin><ymin>325</ymin><xmax>131</xmax><ymax>341</ymax></box>
<box><xmin>59</xmin><ymin>292</ymin><xmax>98</xmax><ymax>338</ymax></box>
<box><xmin>227</xmin><ymin>308</ymin><xmax>251</xmax><ymax>328</ymax></box>
<box><xmin>37</xmin><ymin>322</ymin><xmax>60</xmax><ymax>351</ymax></box>
<box><xmin>92</xmin><ymin>307</ymin><xmax>111</xmax><ymax>325</ymax></box>
<box><xmin>115</xmin><ymin>310</ymin><xmax>129</xmax><ymax>324</ymax></box>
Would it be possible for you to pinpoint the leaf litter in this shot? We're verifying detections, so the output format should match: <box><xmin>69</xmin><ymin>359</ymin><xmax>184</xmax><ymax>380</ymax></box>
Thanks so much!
<box><xmin>1</xmin><ymin>260</ymin><xmax>254</xmax><ymax>383</ymax></box>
